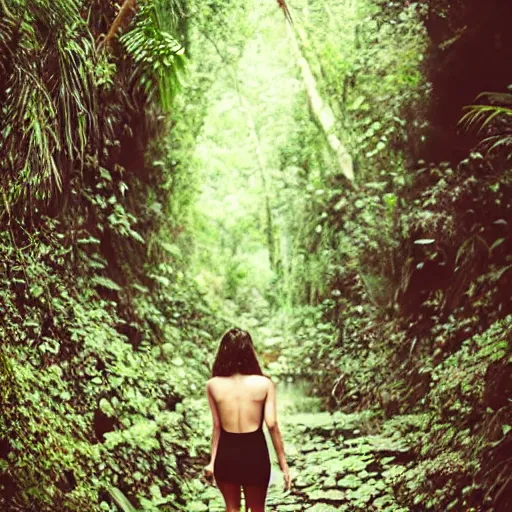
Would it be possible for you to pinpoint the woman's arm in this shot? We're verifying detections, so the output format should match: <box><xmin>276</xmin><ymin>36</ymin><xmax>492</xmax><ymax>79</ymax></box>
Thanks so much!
<box><xmin>206</xmin><ymin>380</ymin><xmax>221</xmax><ymax>465</ymax></box>
<box><xmin>264</xmin><ymin>379</ymin><xmax>291</xmax><ymax>489</ymax></box>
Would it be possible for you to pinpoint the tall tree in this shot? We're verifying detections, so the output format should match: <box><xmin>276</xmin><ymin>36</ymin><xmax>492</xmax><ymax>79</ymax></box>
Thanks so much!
<box><xmin>281</xmin><ymin>6</ymin><xmax>356</xmax><ymax>185</ymax></box>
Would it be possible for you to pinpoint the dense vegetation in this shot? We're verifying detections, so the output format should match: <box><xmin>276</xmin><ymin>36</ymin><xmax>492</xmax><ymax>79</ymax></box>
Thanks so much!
<box><xmin>1</xmin><ymin>0</ymin><xmax>511</xmax><ymax>511</ymax></box>
<box><xmin>0</xmin><ymin>1</ymin><xmax>229</xmax><ymax>509</ymax></box>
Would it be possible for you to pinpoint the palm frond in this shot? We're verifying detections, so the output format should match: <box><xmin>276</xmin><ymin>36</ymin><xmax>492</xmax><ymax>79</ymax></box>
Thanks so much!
<box><xmin>56</xmin><ymin>30</ymin><xmax>99</xmax><ymax>165</ymax></box>
<box><xmin>460</xmin><ymin>104</ymin><xmax>512</xmax><ymax>133</ymax></box>
<box><xmin>475</xmin><ymin>91</ymin><xmax>512</xmax><ymax>106</ymax></box>
<box><xmin>3</xmin><ymin>64</ymin><xmax>62</xmax><ymax>200</ymax></box>
<box><xmin>120</xmin><ymin>2</ymin><xmax>187</xmax><ymax>112</ymax></box>
<box><xmin>0</xmin><ymin>0</ymin><xmax>98</xmax><ymax>206</ymax></box>
<box><xmin>459</xmin><ymin>90</ymin><xmax>512</xmax><ymax>158</ymax></box>
<box><xmin>0</xmin><ymin>0</ymin><xmax>20</xmax><ymax>78</ymax></box>
<box><xmin>481</xmin><ymin>134</ymin><xmax>512</xmax><ymax>155</ymax></box>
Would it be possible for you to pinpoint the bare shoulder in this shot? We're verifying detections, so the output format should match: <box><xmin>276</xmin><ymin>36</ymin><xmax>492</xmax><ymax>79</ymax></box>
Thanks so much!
<box><xmin>255</xmin><ymin>374</ymin><xmax>273</xmax><ymax>390</ymax></box>
<box><xmin>205</xmin><ymin>377</ymin><xmax>218</xmax><ymax>391</ymax></box>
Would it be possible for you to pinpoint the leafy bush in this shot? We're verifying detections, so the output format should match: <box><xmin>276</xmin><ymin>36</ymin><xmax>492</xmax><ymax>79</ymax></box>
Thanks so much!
<box><xmin>0</xmin><ymin>213</ymin><xmax>219</xmax><ymax>511</ymax></box>
<box><xmin>0</xmin><ymin>0</ymin><xmax>230</xmax><ymax>509</ymax></box>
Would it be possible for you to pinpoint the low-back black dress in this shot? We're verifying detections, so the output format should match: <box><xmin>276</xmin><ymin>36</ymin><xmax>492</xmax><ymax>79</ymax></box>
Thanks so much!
<box><xmin>213</xmin><ymin>399</ymin><xmax>271</xmax><ymax>487</ymax></box>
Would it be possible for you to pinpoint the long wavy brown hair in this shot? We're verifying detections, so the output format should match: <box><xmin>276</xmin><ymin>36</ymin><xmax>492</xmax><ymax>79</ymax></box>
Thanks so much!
<box><xmin>211</xmin><ymin>328</ymin><xmax>264</xmax><ymax>377</ymax></box>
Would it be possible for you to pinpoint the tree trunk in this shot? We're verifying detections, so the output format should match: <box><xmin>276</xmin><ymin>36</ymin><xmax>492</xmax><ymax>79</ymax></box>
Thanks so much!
<box><xmin>102</xmin><ymin>0</ymin><xmax>138</xmax><ymax>50</ymax></box>
<box><xmin>284</xmin><ymin>16</ymin><xmax>355</xmax><ymax>185</ymax></box>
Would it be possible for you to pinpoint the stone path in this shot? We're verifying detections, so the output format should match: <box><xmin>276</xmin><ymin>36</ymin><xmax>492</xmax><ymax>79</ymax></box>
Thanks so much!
<box><xmin>187</xmin><ymin>390</ymin><xmax>421</xmax><ymax>511</ymax></box>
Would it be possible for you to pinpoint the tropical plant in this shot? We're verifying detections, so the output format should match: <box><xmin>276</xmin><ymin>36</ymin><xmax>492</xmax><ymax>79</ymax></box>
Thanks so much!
<box><xmin>120</xmin><ymin>1</ymin><xmax>187</xmax><ymax>112</ymax></box>
<box><xmin>459</xmin><ymin>89</ymin><xmax>512</xmax><ymax>156</ymax></box>
<box><xmin>0</xmin><ymin>0</ymin><xmax>97</xmax><ymax>206</ymax></box>
<box><xmin>0</xmin><ymin>0</ymin><xmax>188</xmax><ymax>214</ymax></box>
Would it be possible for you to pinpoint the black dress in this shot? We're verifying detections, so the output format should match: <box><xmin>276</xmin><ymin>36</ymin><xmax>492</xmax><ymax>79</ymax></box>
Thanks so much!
<box><xmin>213</xmin><ymin>400</ymin><xmax>271</xmax><ymax>487</ymax></box>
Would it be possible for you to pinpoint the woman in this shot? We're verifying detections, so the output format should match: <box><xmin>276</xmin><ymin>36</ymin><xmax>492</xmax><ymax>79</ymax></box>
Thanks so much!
<box><xmin>204</xmin><ymin>328</ymin><xmax>291</xmax><ymax>512</ymax></box>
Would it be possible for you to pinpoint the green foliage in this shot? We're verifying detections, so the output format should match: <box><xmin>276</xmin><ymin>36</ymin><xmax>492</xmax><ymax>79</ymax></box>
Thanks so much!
<box><xmin>272</xmin><ymin>0</ymin><xmax>428</xmax><ymax>313</ymax></box>
<box><xmin>396</xmin><ymin>154</ymin><xmax>512</xmax><ymax>323</ymax></box>
<box><xmin>268</xmin><ymin>301</ymin><xmax>339</xmax><ymax>390</ymax></box>
<box><xmin>173</xmin><ymin>0</ymin><xmax>290</xmax><ymax>318</ymax></box>
<box><xmin>0</xmin><ymin>0</ymin><xmax>191</xmax><ymax>213</ymax></box>
<box><xmin>459</xmin><ymin>88</ymin><xmax>512</xmax><ymax>157</ymax></box>
<box><xmin>293</xmin><ymin>0</ymin><xmax>428</xmax><ymax>179</ymax></box>
<box><xmin>391</xmin><ymin>316</ymin><xmax>512</xmax><ymax>511</ymax></box>
<box><xmin>1</xmin><ymin>0</ymin><xmax>512</xmax><ymax>511</ymax></box>
<box><xmin>0</xmin><ymin>211</ymin><xmax>218</xmax><ymax>511</ymax></box>
<box><xmin>263</xmin><ymin>3</ymin><xmax>512</xmax><ymax>511</ymax></box>
<box><xmin>0</xmin><ymin>0</ymin><xmax>97</xmax><ymax>204</ymax></box>
<box><xmin>120</xmin><ymin>2</ymin><xmax>187</xmax><ymax>112</ymax></box>
<box><xmin>0</xmin><ymin>0</ymin><xmax>228</xmax><ymax>509</ymax></box>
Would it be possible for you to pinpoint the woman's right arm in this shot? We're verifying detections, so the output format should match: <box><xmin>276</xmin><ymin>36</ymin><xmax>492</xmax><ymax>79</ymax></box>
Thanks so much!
<box><xmin>264</xmin><ymin>378</ymin><xmax>291</xmax><ymax>490</ymax></box>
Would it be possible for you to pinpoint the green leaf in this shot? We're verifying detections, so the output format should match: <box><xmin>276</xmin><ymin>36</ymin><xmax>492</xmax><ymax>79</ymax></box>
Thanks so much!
<box><xmin>78</xmin><ymin>236</ymin><xmax>101</xmax><ymax>245</ymax></box>
<box><xmin>128</xmin><ymin>229</ymin><xmax>145</xmax><ymax>244</ymax></box>
<box><xmin>188</xmin><ymin>502</ymin><xmax>208</xmax><ymax>512</ymax></box>
<box><xmin>160</xmin><ymin>242</ymin><xmax>181</xmax><ymax>257</ymax></box>
<box><xmin>91</xmin><ymin>276</ymin><xmax>122</xmax><ymax>291</ymax></box>
<box><xmin>107</xmin><ymin>486</ymin><xmax>139</xmax><ymax>512</ymax></box>
<box><xmin>31</xmin><ymin>285</ymin><xmax>44</xmax><ymax>298</ymax></box>
<box><xmin>490</xmin><ymin>237</ymin><xmax>505</xmax><ymax>253</ymax></box>
<box><xmin>349</xmin><ymin>96</ymin><xmax>365</xmax><ymax>110</ymax></box>
<box><xmin>99</xmin><ymin>167</ymin><xmax>112</xmax><ymax>181</ymax></box>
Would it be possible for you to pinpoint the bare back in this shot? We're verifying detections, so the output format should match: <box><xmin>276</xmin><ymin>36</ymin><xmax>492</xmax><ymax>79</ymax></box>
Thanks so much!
<box><xmin>207</xmin><ymin>374</ymin><xmax>273</xmax><ymax>433</ymax></box>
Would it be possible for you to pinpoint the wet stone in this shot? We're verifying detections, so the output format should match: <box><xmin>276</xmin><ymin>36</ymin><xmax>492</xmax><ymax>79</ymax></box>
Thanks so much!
<box><xmin>293</xmin><ymin>475</ymin><xmax>314</xmax><ymax>488</ymax></box>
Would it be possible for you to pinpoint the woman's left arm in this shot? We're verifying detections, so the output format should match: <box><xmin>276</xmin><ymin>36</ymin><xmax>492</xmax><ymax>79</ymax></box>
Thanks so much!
<box><xmin>206</xmin><ymin>380</ymin><xmax>221</xmax><ymax>465</ymax></box>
